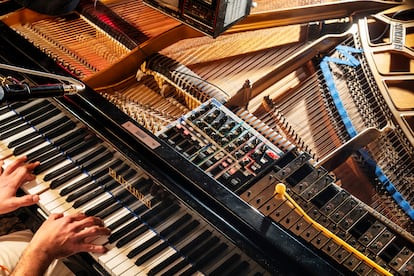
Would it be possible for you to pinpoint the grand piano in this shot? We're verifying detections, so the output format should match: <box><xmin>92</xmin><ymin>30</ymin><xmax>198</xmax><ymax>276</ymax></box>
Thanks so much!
<box><xmin>0</xmin><ymin>0</ymin><xmax>413</xmax><ymax>275</ymax></box>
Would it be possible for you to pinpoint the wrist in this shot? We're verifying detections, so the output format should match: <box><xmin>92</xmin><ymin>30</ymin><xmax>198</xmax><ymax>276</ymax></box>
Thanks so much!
<box><xmin>24</xmin><ymin>243</ymin><xmax>55</xmax><ymax>268</ymax></box>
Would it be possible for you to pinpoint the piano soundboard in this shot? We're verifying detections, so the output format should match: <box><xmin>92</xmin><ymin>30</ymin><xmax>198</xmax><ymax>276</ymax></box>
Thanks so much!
<box><xmin>1</xmin><ymin>0</ymin><xmax>414</xmax><ymax>275</ymax></box>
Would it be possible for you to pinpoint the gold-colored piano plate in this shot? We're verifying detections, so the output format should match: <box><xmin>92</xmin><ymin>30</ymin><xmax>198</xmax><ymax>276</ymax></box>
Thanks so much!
<box><xmin>231</xmin><ymin>0</ymin><xmax>400</xmax><ymax>33</ymax></box>
<box><xmin>99</xmin><ymin>0</ymin><xmax>181</xmax><ymax>39</ymax></box>
<box><xmin>0</xmin><ymin>7</ymin><xmax>51</xmax><ymax>25</ymax></box>
<box><xmin>157</xmin><ymin>24</ymin><xmax>309</xmax><ymax>100</ymax></box>
<box><xmin>385</xmin><ymin>79</ymin><xmax>414</xmax><ymax>111</ymax></box>
<box><xmin>86</xmin><ymin>24</ymin><xmax>203</xmax><ymax>88</ymax></box>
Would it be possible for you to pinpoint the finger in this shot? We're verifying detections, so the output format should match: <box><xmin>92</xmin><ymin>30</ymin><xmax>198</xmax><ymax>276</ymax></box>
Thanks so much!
<box><xmin>72</xmin><ymin>216</ymin><xmax>105</xmax><ymax>232</ymax></box>
<box><xmin>81</xmin><ymin>216</ymin><xmax>105</xmax><ymax>228</ymax></box>
<box><xmin>25</xmin><ymin>161</ymin><xmax>40</xmax><ymax>171</ymax></box>
<box><xmin>11</xmin><ymin>194</ymin><xmax>39</xmax><ymax>208</ymax></box>
<box><xmin>48</xmin><ymin>213</ymin><xmax>65</xmax><ymax>220</ymax></box>
<box><xmin>77</xmin><ymin>226</ymin><xmax>111</xmax><ymax>241</ymax></box>
<box><xmin>0</xmin><ymin>160</ymin><xmax>4</xmax><ymax>174</ymax></box>
<box><xmin>3</xmin><ymin>156</ymin><xmax>27</xmax><ymax>175</ymax></box>
<box><xmin>78</xmin><ymin>243</ymin><xmax>108</xmax><ymax>254</ymax></box>
<box><xmin>9</xmin><ymin>166</ymin><xmax>34</xmax><ymax>189</ymax></box>
<box><xmin>65</xmin><ymin>212</ymin><xmax>88</xmax><ymax>222</ymax></box>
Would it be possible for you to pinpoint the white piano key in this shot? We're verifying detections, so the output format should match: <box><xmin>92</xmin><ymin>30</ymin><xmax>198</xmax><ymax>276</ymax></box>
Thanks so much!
<box><xmin>75</xmin><ymin>190</ymin><xmax>117</xmax><ymax>213</ymax></box>
<box><xmin>37</xmin><ymin>159</ymin><xmax>74</xmax><ymax>182</ymax></box>
<box><xmin>0</xmin><ymin>110</ymin><xmax>16</xmax><ymax>121</ymax></box>
<box><xmin>136</xmin><ymin>220</ymin><xmax>207</xmax><ymax>275</ymax></box>
<box><xmin>45</xmin><ymin>196</ymin><xmax>72</xmax><ymax>214</ymax></box>
<box><xmin>13</xmin><ymin>141</ymin><xmax>52</xmax><ymax>158</ymax></box>
<box><xmin>95</xmin><ymin>226</ymin><xmax>143</xmax><ymax>266</ymax></box>
<box><xmin>21</xmin><ymin>178</ymin><xmax>50</xmax><ymax>195</ymax></box>
<box><xmin>2</xmin><ymin>127</ymin><xmax>36</xmax><ymax>145</ymax></box>
<box><xmin>110</xmin><ymin>231</ymin><xmax>158</xmax><ymax>275</ymax></box>
<box><xmin>53</xmin><ymin>173</ymin><xmax>91</xmax><ymax>195</ymax></box>
<box><xmin>135</xmin><ymin>246</ymin><xmax>178</xmax><ymax>276</ymax></box>
<box><xmin>102</xmin><ymin>207</ymin><xmax>132</xmax><ymax>227</ymax></box>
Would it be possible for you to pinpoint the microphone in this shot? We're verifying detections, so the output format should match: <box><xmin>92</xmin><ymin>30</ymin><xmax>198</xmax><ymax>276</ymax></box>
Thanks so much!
<box><xmin>0</xmin><ymin>83</ymin><xmax>80</xmax><ymax>103</ymax></box>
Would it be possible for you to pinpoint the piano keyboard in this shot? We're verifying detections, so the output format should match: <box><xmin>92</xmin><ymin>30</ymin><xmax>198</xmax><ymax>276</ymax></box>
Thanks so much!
<box><xmin>0</xmin><ymin>98</ymin><xmax>270</xmax><ymax>275</ymax></box>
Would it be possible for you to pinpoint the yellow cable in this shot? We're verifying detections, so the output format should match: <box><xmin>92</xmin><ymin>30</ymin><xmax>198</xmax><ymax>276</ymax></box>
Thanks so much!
<box><xmin>274</xmin><ymin>183</ymin><xmax>392</xmax><ymax>276</ymax></box>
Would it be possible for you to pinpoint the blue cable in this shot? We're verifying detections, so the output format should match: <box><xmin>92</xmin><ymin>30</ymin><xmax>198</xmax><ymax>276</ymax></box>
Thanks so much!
<box><xmin>320</xmin><ymin>45</ymin><xmax>414</xmax><ymax>220</ymax></box>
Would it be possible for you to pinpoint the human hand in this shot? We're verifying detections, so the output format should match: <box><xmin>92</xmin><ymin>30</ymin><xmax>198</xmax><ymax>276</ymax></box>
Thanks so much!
<box><xmin>28</xmin><ymin>213</ymin><xmax>110</xmax><ymax>262</ymax></box>
<box><xmin>0</xmin><ymin>156</ymin><xmax>40</xmax><ymax>215</ymax></box>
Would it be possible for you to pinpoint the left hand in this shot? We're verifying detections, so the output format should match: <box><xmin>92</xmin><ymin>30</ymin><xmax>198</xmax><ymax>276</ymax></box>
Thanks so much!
<box><xmin>0</xmin><ymin>156</ymin><xmax>40</xmax><ymax>215</ymax></box>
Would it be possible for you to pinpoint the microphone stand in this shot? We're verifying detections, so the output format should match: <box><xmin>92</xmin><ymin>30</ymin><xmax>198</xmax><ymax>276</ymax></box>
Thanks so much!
<box><xmin>0</xmin><ymin>63</ymin><xmax>85</xmax><ymax>102</ymax></box>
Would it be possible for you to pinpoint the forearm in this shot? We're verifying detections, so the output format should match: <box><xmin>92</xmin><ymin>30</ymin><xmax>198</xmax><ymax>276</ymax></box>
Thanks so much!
<box><xmin>10</xmin><ymin>245</ymin><xmax>54</xmax><ymax>276</ymax></box>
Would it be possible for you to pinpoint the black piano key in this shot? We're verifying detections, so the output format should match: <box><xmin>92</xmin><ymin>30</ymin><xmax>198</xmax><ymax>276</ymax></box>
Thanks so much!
<box><xmin>60</xmin><ymin>160</ymin><xmax>124</xmax><ymax>197</ymax></box>
<box><xmin>123</xmin><ymin>204</ymin><xmax>180</xmax><ymax>251</ymax></box>
<box><xmin>64</xmin><ymin>177</ymin><xmax>102</xmax><ymax>201</ymax></box>
<box><xmin>21</xmin><ymin>102</ymin><xmax>54</xmax><ymax>121</ymax></box>
<box><xmin>72</xmin><ymin>179</ymin><xmax>117</xmax><ymax>208</ymax></box>
<box><xmin>48</xmin><ymin>154</ymin><xmax>121</xmax><ymax>185</ymax></box>
<box><xmin>49</xmin><ymin>168</ymin><xmax>83</xmax><ymax>188</ymax></box>
<box><xmin>7</xmin><ymin>131</ymin><xmax>38</xmax><ymax>148</ymax></box>
<box><xmin>14</xmin><ymin>137</ymin><xmax>46</xmax><ymax>156</ymax></box>
<box><xmin>163</xmin><ymin>236</ymin><xmax>220</xmax><ymax>276</ymax></box>
<box><xmin>26</xmin><ymin>143</ymin><xmax>55</xmax><ymax>161</ymax></box>
<box><xmin>33</xmin><ymin>154</ymin><xmax>67</xmax><ymax>174</ymax></box>
<box><xmin>71</xmin><ymin>167</ymin><xmax>135</xmax><ymax>206</ymax></box>
<box><xmin>62</xmin><ymin>159</ymin><xmax>123</xmax><ymax>197</ymax></box>
<box><xmin>0</xmin><ymin>106</ymin><xmax>11</xmax><ymax>115</ymax></box>
<box><xmin>31</xmin><ymin>148</ymin><xmax>61</xmax><ymax>164</ymax></box>
<box><xmin>118</xmin><ymin>202</ymin><xmax>177</xmax><ymax>249</ymax></box>
<box><xmin>160</xmin><ymin>257</ymin><xmax>189</xmax><ymax>275</ymax></box>
<box><xmin>0</xmin><ymin>117</ymin><xmax>22</xmax><ymax>134</ymax></box>
<box><xmin>161</xmin><ymin>213</ymin><xmax>192</xmax><ymax>238</ymax></box>
<box><xmin>85</xmin><ymin>196</ymin><xmax>117</xmax><ymax>217</ymax></box>
<box><xmin>167</xmin><ymin>219</ymin><xmax>199</xmax><ymax>244</ymax></box>
<box><xmin>109</xmin><ymin>201</ymin><xmax>168</xmax><ymax>244</ymax></box>
<box><xmin>15</xmin><ymin>128</ymin><xmax>84</xmax><ymax>156</ymax></box>
<box><xmin>106</xmin><ymin>195</ymin><xmax>161</xmax><ymax>231</ymax></box>
<box><xmin>107</xmin><ymin>212</ymin><xmax>135</xmax><ymax>231</ymax></box>
<box><xmin>181</xmin><ymin>242</ymin><xmax>229</xmax><ymax>276</ymax></box>
<box><xmin>2</xmin><ymin>103</ymin><xmax>44</xmax><ymax>124</ymax></box>
<box><xmin>95</xmin><ymin>200</ymin><xmax>125</xmax><ymax>219</ymax></box>
<box><xmin>0</xmin><ymin>114</ymin><xmax>20</xmax><ymax>130</ymax></box>
<box><xmin>7</xmin><ymin>102</ymin><xmax>27</xmax><ymax>110</ymax></box>
<box><xmin>0</xmin><ymin>123</ymin><xmax>31</xmax><ymax>139</ymax></box>
<box><xmin>44</xmin><ymin>141</ymin><xmax>112</xmax><ymax>182</ymax></box>
<box><xmin>81</xmin><ymin>150</ymin><xmax>114</xmax><ymax>171</ymax></box>
<box><xmin>108</xmin><ymin>219</ymin><xmax>143</xmax><ymax>244</ymax></box>
<box><xmin>65</xmin><ymin>139</ymin><xmax>103</xmax><ymax>157</ymax></box>
<box><xmin>119</xmin><ymin>224</ymin><xmax>150</xmax><ymax>250</ymax></box>
<box><xmin>54</xmin><ymin>128</ymin><xmax>88</xmax><ymax>148</ymax></box>
<box><xmin>134</xmin><ymin>240</ymin><xmax>168</xmax><ymax>265</ymax></box>
<box><xmin>42</xmin><ymin>119</ymin><xmax>76</xmax><ymax>139</ymax></box>
<box><xmin>209</xmin><ymin>253</ymin><xmax>241</xmax><ymax>276</ymax></box>
<box><xmin>27</xmin><ymin>107</ymin><xmax>60</xmax><ymax>126</ymax></box>
<box><xmin>106</xmin><ymin>204</ymin><xmax>148</xmax><ymax>231</ymax></box>
<box><xmin>148</xmin><ymin>230</ymin><xmax>212</xmax><ymax>276</ymax></box>
<box><xmin>62</xmin><ymin>176</ymin><xmax>94</xmax><ymax>198</ymax></box>
<box><xmin>44</xmin><ymin>163</ymin><xmax>77</xmax><ymax>182</ymax></box>
<box><xmin>48</xmin><ymin>150</ymin><xmax>114</xmax><ymax>187</ymax></box>
<box><xmin>15</xmin><ymin>100</ymin><xmax>50</xmax><ymax>116</ymax></box>
<box><xmin>227</xmin><ymin>260</ymin><xmax>250</xmax><ymax>275</ymax></box>
<box><xmin>134</xmin><ymin>217</ymin><xmax>198</xmax><ymax>266</ymax></box>
<box><xmin>1</xmin><ymin>101</ymin><xmax>55</xmax><ymax>135</ymax></box>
